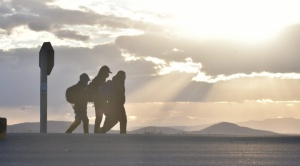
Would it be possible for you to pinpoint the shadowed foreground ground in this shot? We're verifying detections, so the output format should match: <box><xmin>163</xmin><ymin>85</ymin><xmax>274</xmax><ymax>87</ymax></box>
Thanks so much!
<box><xmin>1</xmin><ymin>134</ymin><xmax>300</xmax><ymax>166</ymax></box>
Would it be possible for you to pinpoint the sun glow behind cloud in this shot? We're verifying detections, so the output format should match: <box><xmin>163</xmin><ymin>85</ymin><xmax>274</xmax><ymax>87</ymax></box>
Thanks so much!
<box><xmin>4</xmin><ymin>0</ymin><xmax>300</xmax><ymax>50</ymax></box>
<box><xmin>52</xmin><ymin>0</ymin><xmax>292</xmax><ymax>44</ymax></box>
<box><xmin>130</xmin><ymin>0</ymin><xmax>300</xmax><ymax>43</ymax></box>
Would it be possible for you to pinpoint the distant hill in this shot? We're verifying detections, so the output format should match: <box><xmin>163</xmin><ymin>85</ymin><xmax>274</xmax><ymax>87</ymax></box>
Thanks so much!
<box><xmin>130</xmin><ymin>123</ymin><xmax>277</xmax><ymax>136</ymax></box>
<box><xmin>8</xmin><ymin>120</ymin><xmax>281</xmax><ymax>135</ymax></box>
<box><xmin>169</xmin><ymin>118</ymin><xmax>300</xmax><ymax>134</ymax></box>
<box><xmin>130</xmin><ymin>126</ymin><xmax>187</xmax><ymax>135</ymax></box>
<box><xmin>238</xmin><ymin>118</ymin><xmax>300</xmax><ymax>134</ymax></box>
<box><xmin>8</xmin><ymin>121</ymin><xmax>118</xmax><ymax>134</ymax></box>
<box><xmin>167</xmin><ymin>124</ymin><xmax>213</xmax><ymax>131</ymax></box>
<box><xmin>193</xmin><ymin>122</ymin><xmax>278</xmax><ymax>136</ymax></box>
<box><xmin>129</xmin><ymin>124</ymin><xmax>212</xmax><ymax>132</ymax></box>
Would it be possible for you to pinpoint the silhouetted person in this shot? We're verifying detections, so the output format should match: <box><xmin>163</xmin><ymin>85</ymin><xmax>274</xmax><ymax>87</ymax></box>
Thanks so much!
<box><xmin>100</xmin><ymin>70</ymin><xmax>127</xmax><ymax>134</ymax></box>
<box><xmin>88</xmin><ymin>65</ymin><xmax>112</xmax><ymax>133</ymax></box>
<box><xmin>66</xmin><ymin>73</ymin><xmax>90</xmax><ymax>133</ymax></box>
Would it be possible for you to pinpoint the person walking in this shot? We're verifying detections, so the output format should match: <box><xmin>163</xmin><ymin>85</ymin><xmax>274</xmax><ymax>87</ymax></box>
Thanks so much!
<box><xmin>66</xmin><ymin>73</ymin><xmax>90</xmax><ymax>133</ymax></box>
<box><xmin>88</xmin><ymin>65</ymin><xmax>112</xmax><ymax>133</ymax></box>
<box><xmin>100</xmin><ymin>70</ymin><xmax>127</xmax><ymax>134</ymax></box>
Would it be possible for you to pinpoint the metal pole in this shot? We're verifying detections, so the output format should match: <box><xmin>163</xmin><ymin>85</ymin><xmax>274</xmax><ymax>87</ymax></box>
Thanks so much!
<box><xmin>40</xmin><ymin>55</ymin><xmax>47</xmax><ymax>133</ymax></box>
<box><xmin>0</xmin><ymin>117</ymin><xmax>6</xmax><ymax>139</ymax></box>
<box><xmin>39</xmin><ymin>42</ymin><xmax>54</xmax><ymax>133</ymax></box>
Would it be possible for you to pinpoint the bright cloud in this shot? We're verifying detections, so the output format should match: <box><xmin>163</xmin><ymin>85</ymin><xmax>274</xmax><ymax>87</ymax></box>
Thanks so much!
<box><xmin>145</xmin><ymin>56</ymin><xmax>166</xmax><ymax>65</ymax></box>
<box><xmin>245</xmin><ymin>100</ymin><xmax>300</xmax><ymax>104</ymax></box>
<box><xmin>193</xmin><ymin>72</ymin><xmax>300</xmax><ymax>83</ymax></box>
<box><xmin>159</xmin><ymin>58</ymin><xmax>201</xmax><ymax>75</ymax></box>
<box><xmin>187</xmin><ymin>116</ymin><xmax>197</xmax><ymax>120</ymax></box>
<box><xmin>127</xmin><ymin>116</ymin><xmax>137</xmax><ymax>121</ymax></box>
<box><xmin>121</xmin><ymin>51</ymin><xmax>140</xmax><ymax>61</ymax></box>
<box><xmin>143</xmin><ymin>57</ymin><xmax>201</xmax><ymax>75</ymax></box>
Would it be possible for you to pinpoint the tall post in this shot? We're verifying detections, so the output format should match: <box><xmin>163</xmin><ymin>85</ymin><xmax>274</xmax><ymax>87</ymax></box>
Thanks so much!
<box><xmin>0</xmin><ymin>117</ymin><xmax>7</xmax><ymax>139</ymax></box>
<box><xmin>40</xmin><ymin>55</ymin><xmax>47</xmax><ymax>133</ymax></box>
<box><xmin>39</xmin><ymin>42</ymin><xmax>54</xmax><ymax>133</ymax></box>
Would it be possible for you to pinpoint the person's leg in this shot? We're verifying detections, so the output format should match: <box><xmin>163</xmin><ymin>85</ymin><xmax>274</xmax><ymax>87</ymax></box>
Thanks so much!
<box><xmin>94</xmin><ymin>116</ymin><xmax>102</xmax><ymax>133</ymax></box>
<box><xmin>100</xmin><ymin>116</ymin><xmax>118</xmax><ymax>133</ymax></box>
<box><xmin>119</xmin><ymin>106</ymin><xmax>127</xmax><ymax>134</ymax></box>
<box><xmin>82</xmin><ymin>115</ymin><xmax>89</xmax><ymax>134</ymax></box>
<box><xmin>66</xmin><ymin>116</ymin><xmax>81</xmax><ymax>133</ymax></box>
<box><xmin>94</xmin><ymin>106</ymin><xmax>103</xmax><ymax>133</ymax></box>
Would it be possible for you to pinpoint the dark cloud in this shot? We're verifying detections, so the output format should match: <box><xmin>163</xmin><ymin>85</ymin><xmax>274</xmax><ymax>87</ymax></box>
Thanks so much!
<box><xmin>55</xmin><ymin>30</ymin><xmax>90</xmax><ymax>41</ymax></box>
<box><xmin>0</xmin><ymin>0</ymin><xmax>163</xmax><ymax>40</ymax></box>
<box><xmin>0</xmin><ymin>43</ymin><xmax>157</xmax><ymax>107</ymax></box>
<box><xmin>116</xmin><ymin>34</ymin><xmax>188</xmax><ymax>62</ymax></box>
<box><xmin>0</xmin><ymin>3</ymin><xmax>113</xmax><ymax>31</ymax></box>
<box><xmin>189</xmin><ymin>25</ymin><xmax>300</xmax><ymax>75</ymax></box>
<box><xmin>0</xmin><ymin>3</ymin><xmax>13</xmax><ymax>15</ymax></box>
<box><xmin>0</xmin><ymin>0</ymin><xmax>53</xmax><ymax>31</ymax></box>
<box><xmin>1</xmin><ymin>42</ymin><xmax>300</xmax><ymax>110</ymax></box>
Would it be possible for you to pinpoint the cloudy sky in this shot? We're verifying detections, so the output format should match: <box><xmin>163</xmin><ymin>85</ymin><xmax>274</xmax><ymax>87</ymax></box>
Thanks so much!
<box><xmin>1</xmin><ymin>0</ymin><xmax>300</xmax><ymax>130</ymax></box>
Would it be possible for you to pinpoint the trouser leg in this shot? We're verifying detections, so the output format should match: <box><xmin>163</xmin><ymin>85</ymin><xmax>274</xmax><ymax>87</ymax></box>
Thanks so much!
<box><xmin>119</xmin><ymin>117</ymin><xmax>127</xmax><ymax>134</ymax></box>
<box><xmin>82</xmin><ymin>117</ymin><xmax>89</xmax><ymax>134</ymax></box>
<box><xmin>100</xmin><ymin>116</ymin><xmax>118</xmax><ymax>133</ymax></box>
<box><xmin>94</xmin><ymin>104</ymin><xmax>105</xmax><ymax>133</ymax></box>
<box><xmin>66</xmin><ymin>119</ymin><xmax>81</xmax><ymax>133</ymax></box>
<box><xmin>94</xmin><ymin>114</ymin><xmax>102</xmax><ymax>133</ymax></box>
<box><xmin>119</xmin><ymin>107</ymin><xmax>127</xmax><ymax>134</ymax></box>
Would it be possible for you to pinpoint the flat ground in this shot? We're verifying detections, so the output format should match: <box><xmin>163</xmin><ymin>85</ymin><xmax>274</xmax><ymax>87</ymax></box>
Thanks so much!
<box><xmin>1</xmin><ymin>134</ymin><xmax>300</xmax><ymax>166</ymax></box>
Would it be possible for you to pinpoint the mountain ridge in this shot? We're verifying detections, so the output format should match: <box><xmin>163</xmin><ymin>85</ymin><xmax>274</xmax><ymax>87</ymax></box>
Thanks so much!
<box><xmin>8</xmin><ymin>118</ymin><xmax>299</xmax><ymax>135</ymax></box>
<box><xmin>238</xmin><ymin>117</ymin><xmax>300</xmax><ymax>134</ymax></box>
<box><xmin>191</xmin><ymin>122</ymin><xmax>277</xmax><ymax>135</ymax></box>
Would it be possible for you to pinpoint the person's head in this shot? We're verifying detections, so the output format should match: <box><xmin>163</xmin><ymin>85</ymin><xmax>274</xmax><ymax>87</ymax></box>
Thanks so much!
<box><xmin>112</xmin><ymin>70</ymin><xmax>126</xmax><ymax>83</ymax></box>
<box><xmin>97</xmin><ymin>65</ymin><xmax>112</xmax><ymax>78</ymax></box>
<box><xmin>79</xmin><ymin>73</ymin><xmax>90</xmax><ymax>85</ymax></box>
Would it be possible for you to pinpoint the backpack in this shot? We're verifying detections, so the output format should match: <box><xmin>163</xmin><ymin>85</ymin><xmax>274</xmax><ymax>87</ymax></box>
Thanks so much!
<box><xmin>65</xmin><ymin>85</ymin><xmax>78</xmax><ymax>104</ymax></box>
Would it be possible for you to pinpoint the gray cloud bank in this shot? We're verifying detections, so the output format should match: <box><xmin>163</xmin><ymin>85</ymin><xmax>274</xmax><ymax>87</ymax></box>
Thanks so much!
<box><xmin>0</xmin><ymin>0</ymin><xmax>161</xmax><ymax>40</ymax></box>
<box><xmin>116</xmin><ymin>25</ymin><xmax>300</xmax><ymax>76</ymax></box>
<box><xmin>1</xmin><ymin>37</ymin><xmax>300</xmax><ymax>108</ymax></box>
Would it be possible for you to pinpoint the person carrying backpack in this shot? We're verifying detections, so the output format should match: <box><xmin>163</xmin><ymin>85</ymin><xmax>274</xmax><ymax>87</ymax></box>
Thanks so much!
<box><xmin>100</xmin><ymin>70</ymin><xmax>127</xmax><ymax>134</ymax></box>
<box><xmin>88</xmin><ymin>65</ymin><xmax>112</xmax><ymax>133</ymax></box>
<box><xmin>65</xmin><ymin>73</ymin><xmax>90</xmax><ymax>133</ymax></box>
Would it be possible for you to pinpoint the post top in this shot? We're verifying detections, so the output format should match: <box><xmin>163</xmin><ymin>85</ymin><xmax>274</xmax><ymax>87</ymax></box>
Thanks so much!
<box><xmin>39</xmin><ymin>42</ymin><xmax>54</xmax><ymax>75</ymax></box>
